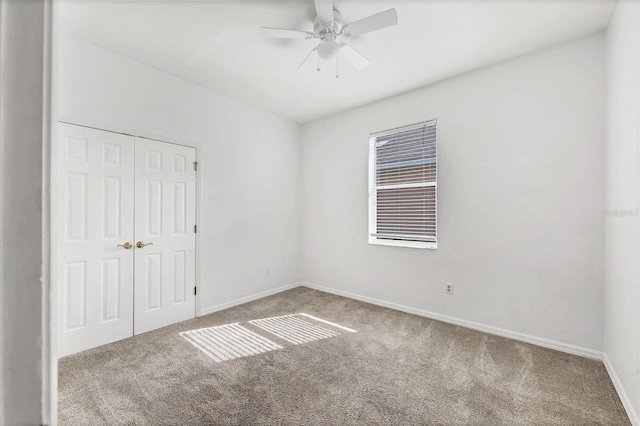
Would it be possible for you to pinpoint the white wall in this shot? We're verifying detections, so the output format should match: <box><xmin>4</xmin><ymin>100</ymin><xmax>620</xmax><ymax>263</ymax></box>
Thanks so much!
<box><xmin>58</xmin><ymin>35</ymin><xmax>302</xmax><ymax>313</ymax></box>
<box><xmin>301</xmin><ymin>34</ymin><xmax>606</xmax><ymax>352</ymax></box>
<box><xmin>604</xmin><ymin>0</ymin><xmax>640</xmax><ymax>422</ymax></box>
<box><xmin>0</xmin><ymin>0</ymin><xmax>52</xmax><ymax>424</ymax></box>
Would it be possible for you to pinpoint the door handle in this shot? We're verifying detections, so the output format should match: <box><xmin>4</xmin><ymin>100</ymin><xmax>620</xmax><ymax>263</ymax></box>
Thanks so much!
<box><xmin>117</xmin><ymin>242</ymin><xmax>133</xmax><ymax>249</ymax></box>
<box><xmin>136</xmin><ymin>241</ymin><xmax>154</xmax><ymax>249</ymax></box>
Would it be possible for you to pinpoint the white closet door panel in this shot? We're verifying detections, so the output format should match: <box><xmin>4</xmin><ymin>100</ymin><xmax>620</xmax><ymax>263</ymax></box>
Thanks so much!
<box><xmin>57</xmin><ymin>123</ymin><xmax>135</xmax><ymax>357</ymax></box>
<box><xmin>134</xmin><ymin>138</ymin><xmax>196</xmax><ymax>334</ymax></box>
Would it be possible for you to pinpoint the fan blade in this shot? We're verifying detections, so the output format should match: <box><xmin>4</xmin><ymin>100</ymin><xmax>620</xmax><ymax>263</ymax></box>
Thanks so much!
<box><xmin>260</xmin><ymin>27</ymin><xmax>315</xmax><ymax>40</ymax></box>
<box><xmin>314</xmin><ymin>0</ymin><xmax>334</xmax><ymax>27</ymax></box>
<box><xmin>343</xmin><ymin>8</ymin><xmax>397</xmax><ymax>37</ymax></box>
<box><xmin>339</xmin><ymin>44</ymin><xmax>370</xmax><ymax>71</ymax></box>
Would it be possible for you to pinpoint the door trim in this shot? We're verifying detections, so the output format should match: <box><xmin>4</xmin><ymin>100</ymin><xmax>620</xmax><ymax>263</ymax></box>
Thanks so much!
<box><xmin>58</xmin><ymin>120</ymin><xmax>197</xmax><ymax>149</ymax></box>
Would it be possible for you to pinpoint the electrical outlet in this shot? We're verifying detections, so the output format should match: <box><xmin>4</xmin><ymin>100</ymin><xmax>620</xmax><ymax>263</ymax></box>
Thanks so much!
<box><xmin>265</xmin><ymin>266</ymin><xmax>270</xmax><ymax>275</ymax></box>
<box><xmin>445</xmin><ymin>283</ymin><xmax>454</xmax><ymax>295</ymax></box>
<box><xmin>286</xmin><ymin>263</ymin><xmax>291</xmax><ymax>272</ymax></box>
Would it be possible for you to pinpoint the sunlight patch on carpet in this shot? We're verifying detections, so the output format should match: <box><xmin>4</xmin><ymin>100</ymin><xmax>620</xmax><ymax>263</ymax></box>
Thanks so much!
<box><xmin>180</xmin><ymin>323</ymin><xmax>282</xmax><ymax>362</ymax></box>
<box><xmin>298</xmin><ymin>313</ymin><xmax>357</xmax><ymax>333</ymax></box>
<box><xmin>249</xmin><ymin>314</ymin><xmax>342</xmax><ymax>345</ymax></box>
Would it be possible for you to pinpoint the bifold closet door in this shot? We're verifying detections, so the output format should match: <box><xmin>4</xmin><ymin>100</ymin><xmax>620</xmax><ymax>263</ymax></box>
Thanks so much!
<box><xmin>133</xmin><ymin>137</ymin><xmax>197</xmax><ymax>334</ymax></box>
<box><xmin>57</xmin><ymin>123</ymin><xmax>135</xmax><ymax>357</ymax></box>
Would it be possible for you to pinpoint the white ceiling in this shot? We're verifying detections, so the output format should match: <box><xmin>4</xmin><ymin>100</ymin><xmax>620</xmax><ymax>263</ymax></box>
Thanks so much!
<box><xmin>59</xmin><ymin>0</ymin><xmax>615</xmax><ymax>123</ymax></box>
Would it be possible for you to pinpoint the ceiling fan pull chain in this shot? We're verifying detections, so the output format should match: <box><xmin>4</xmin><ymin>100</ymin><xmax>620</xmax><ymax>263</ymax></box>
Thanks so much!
<box><xmin>317</xmin><ymin>42</ymin><xmax>321</xmax><ymax>72</ymax></box>
<box><xmin>296</xmin><ymin>47</ymin><xmax>319</xmax><ymax>72</ymax></box>
<box><xmin>336</xmin><ymin>56</ymin><xmax>340</xmax><ymax>79</ymax></box>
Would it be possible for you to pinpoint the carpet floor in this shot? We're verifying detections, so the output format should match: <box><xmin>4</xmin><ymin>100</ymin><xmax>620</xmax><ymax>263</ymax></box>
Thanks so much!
<box><xmin>58</xmin><ymin>287</ymin><xmax>630</xmax><ymax>425</ymax></box>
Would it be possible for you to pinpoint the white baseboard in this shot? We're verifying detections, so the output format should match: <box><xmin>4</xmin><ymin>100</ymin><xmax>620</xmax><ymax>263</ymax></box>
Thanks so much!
<box><xmin>200</xmin><ymin>281</ymin><xmax>603</xmax><ymax>361</ymax></box>
<box><xmin>299</xmin><ymin>281</ymin><xmax>603</xmax><ymax>360</ymax></box>
<box><xmin>199</xmin><ymin>282</ymin><xmax>301</xmax><ymax>317</ymax></box>
<box><xmin>603</xmin><ymin>353</ymin><xmax>640</xmax><ymax>425</ymax></box>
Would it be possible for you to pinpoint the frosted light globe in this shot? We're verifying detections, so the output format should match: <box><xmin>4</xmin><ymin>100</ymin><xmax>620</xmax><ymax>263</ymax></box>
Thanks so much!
<box><xmin>318</xmin><ymin>40</ymin><xmax>340</xmax><ymax>60</ymax></box>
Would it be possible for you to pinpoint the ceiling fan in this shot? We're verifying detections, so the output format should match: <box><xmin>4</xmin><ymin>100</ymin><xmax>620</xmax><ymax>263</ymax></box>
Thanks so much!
<box><xmin>260</xmin><ymin>0</ymin><xmax>398</xmax><ymax>74</ymax></box>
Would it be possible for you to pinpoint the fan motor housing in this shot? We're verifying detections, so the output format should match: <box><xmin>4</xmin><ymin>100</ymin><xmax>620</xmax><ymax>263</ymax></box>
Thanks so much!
<box><xmin>314</xmin><ymin>9</ymin><xmax>343</xmax><ymax>37</ymax></box>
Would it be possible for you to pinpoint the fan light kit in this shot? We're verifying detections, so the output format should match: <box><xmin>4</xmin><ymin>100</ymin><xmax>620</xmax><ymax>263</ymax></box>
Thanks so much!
<box><xmin>260</xmin><ymin>0</ymin><xmax>398</xmax><ymax>77</ymax></box>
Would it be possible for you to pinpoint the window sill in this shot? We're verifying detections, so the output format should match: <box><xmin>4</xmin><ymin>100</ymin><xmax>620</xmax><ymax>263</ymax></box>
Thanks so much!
<box><xmin>368</xmin><ymin>238</ymin><xmax>437</xmax><ymax>250</ymax></box>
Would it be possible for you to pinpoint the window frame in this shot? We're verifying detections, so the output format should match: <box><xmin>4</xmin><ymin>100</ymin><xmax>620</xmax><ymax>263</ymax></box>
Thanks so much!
<box><xmin>368</xmin><ymin>120</ymin><xmax>438</xmax><ymax>250</ymax></box>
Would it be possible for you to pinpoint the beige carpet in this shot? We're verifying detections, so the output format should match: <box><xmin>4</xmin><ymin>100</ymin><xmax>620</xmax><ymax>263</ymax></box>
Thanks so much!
<box><xmin>58</xmin><ymin>287</ymin><xmax>630</xmax><ymax>425</ymax></box>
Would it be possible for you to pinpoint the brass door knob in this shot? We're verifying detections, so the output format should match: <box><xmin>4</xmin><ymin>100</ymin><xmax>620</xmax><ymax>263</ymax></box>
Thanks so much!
<box><xmin>117</xmin><ymin>242</ymin><xmax>132</xmax><ymax>249</ymax></box>
<box><xmin>136</xmin><ymin>241</ymin><xmax>154</xmax><ymax>249</ymax></box>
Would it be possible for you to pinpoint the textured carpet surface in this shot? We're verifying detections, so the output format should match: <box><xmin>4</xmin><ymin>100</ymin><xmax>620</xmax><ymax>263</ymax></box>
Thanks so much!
<box><xmin>59</xmin><ymin>287</ymin><xmax>630</xmax><ymax>425</ymax></box>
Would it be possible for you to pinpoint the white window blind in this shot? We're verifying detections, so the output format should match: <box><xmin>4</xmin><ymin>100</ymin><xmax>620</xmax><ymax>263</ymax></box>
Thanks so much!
<box><xmin>368</xmin><ymin>120</ymin><xmax>437</xmax><ymax>249</ymax></box>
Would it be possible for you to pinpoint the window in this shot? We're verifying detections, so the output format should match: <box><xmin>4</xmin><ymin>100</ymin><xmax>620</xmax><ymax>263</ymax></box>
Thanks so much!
<box><xmin>368</xmin><ymin>120</ymin><xmax>437</xmax><ymax>249</ymax></box>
